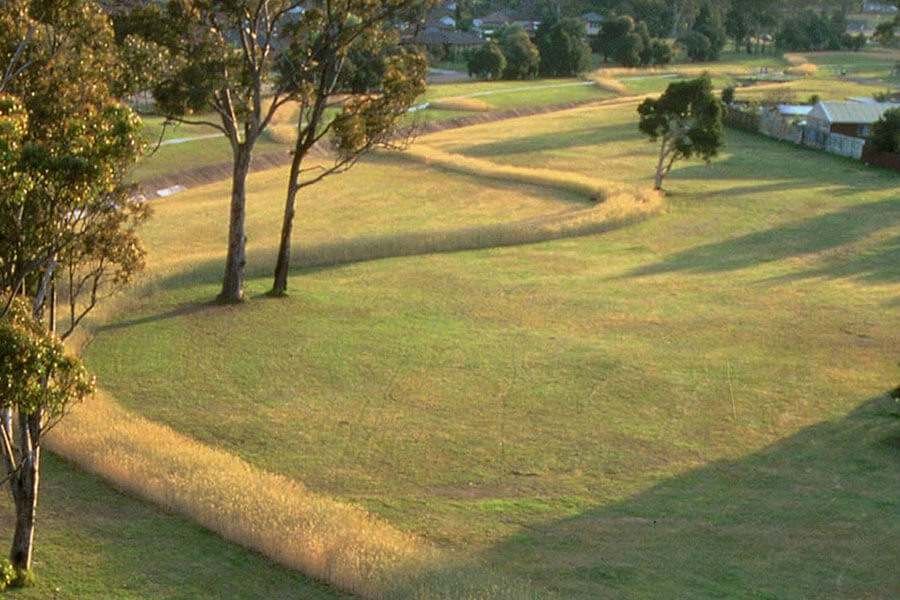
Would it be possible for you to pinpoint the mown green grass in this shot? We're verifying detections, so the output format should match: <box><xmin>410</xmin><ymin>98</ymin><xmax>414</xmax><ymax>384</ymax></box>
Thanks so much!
<box><xmin>0</xmin><ymin>454</ymin><xmax>347</xmax><ymax>599</ymax></box>
<box><xmin>82</xmin><ymin>98</ymin><xmax>900</xmax><ymax>597</ymax></box>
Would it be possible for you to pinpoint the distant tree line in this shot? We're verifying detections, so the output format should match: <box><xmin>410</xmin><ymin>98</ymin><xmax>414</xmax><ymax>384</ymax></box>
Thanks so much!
<box><xmin>468</xmin><ymin>16</ymin><xmax>592</xmax><ymax>78</ymax></box>
<box><xmin>464</xmin><ymin>0</ymin><xmax>892</xmax><ymax>64</ymax></box>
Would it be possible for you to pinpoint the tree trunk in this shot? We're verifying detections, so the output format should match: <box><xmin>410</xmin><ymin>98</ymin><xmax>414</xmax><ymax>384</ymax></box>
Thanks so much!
<box><xmin>218</xmin><ymin>145</ymin><xmax>252</xmax><ymax>303</ymax></box>
<box><xmin>271</xmin><ymin>184</ymin><xmax>298</xmax><ymax>295</ymax></box>
<box><xmin>9</xmin><ymin>412</ymin><xmax>40</xmax><ymax>573</ymax></box>
<box><xmin>654</xmin><ymin>139</ymin><xmax>670</xmax><ymax>190</ymax></box>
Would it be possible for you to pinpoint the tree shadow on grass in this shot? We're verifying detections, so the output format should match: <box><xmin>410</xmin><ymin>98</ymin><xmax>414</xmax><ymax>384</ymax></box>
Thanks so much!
<box><xmin>623</xmin><ymin>198</ymin><xmax>900</xmax><ymax>282</ymax></box>
<box><xmin>474</xmin><ymin>394</ymin><xmax>900</xmax><ymax>599</ymax></box>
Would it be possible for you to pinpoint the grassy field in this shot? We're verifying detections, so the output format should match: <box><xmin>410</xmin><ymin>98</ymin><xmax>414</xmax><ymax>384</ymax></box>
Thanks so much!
<box><xmin>74</xmin><ymin>93</ymin><xmax>900</xmax><ymax>598</ymax></box>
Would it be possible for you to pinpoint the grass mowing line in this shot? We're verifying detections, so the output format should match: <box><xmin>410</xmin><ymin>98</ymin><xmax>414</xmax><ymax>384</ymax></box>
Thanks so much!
<box><xmin>46</xmin><ymin>391</ymin><xmax>437</xmax><ymax>599</ymax></box>
<box><xmin>400</xmin><ymin>144</ymin><xmax>661</xmax><ymax>205</ymax></box>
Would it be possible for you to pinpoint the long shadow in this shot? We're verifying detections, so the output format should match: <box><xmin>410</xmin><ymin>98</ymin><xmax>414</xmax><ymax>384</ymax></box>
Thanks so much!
<box><xmin>97</xmin><ymin>300</ymin><xmax>217</xmax><ymax>332</ymax></box>
<box><xmin>624</xmin><ymin>198</ymin><xmax>900</xmax><ymax>281</ymax></box>
<box><xmin>473</xmin><ymin>395</ymin><xmax>900</xmax><ymax>599</ymax></box>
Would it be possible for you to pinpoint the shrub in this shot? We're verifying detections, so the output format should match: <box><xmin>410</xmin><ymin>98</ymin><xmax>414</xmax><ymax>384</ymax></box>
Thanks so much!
<box><xmin>467</xmin><ymin>43</ymin><xmax>506</xmax><ymax>80</ymax></box>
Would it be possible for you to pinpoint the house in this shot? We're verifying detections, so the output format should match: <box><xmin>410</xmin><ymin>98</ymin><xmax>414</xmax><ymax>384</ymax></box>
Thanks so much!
<box><xmin>804</xmin><ymin>100</ymin><xmax>900</xmax><ymax>158</ymax></box>
<box><xmin>580</xmin><ymin>12</ymin><xmax>605</xmax><ymax>37</ymax></box>
<box><xmin>478</xmin><ymin>10</ymin><xmax>541</xmax><ymax>39</ymax></box>
<box><xmin>760</xmin><ymin>104</ymin><xmax>812</xmax><ymax>144</ymax></box>
<box><xmin>403</xmin><ymin>29</ymin><xmax>487</xmax><ymax>54</ymax></box>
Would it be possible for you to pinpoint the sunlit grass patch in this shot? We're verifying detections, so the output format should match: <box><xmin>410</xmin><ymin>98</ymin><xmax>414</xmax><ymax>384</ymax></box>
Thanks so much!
<box><xmin>431</xmin><ymin>97</ymin><xmax>495</xmax><ymax>112</ymax></box>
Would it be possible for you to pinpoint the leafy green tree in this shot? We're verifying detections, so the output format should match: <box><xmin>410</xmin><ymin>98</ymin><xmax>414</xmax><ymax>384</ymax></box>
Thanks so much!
<box><xmin>648</xmin><ymin>38</ymin><xmax>673</xmax><ymax>65</ymax></box>
<box><xmin>468</xmin><ymin>42</ymin><xmax>506</xmax><ymax>79</ymax></box>
<box><xmin>637</xmin><ymin>76</ymin><xmax>724</xmax><ymax>190</ymax></box>
<box><xmin>0</xmin><ymin>0</ymin><xmax>145</xmax><ymax>575</ymax></box>
<box><xmin>120</xmin><ymin>0</ymin><xmax>431</xmax><ymax>301</ymax></box>
<box><xmin>499</xmin><ymin>26</ymin><xmax>540</xmax><ymax>79</ymax></box>
<box><xmin>869</xmin><ymin>107</ymin><xmax>900</xmax><ymax>153</ymax></box>
<box><xmin>615</xmin><ymin>31</ymin><xmax>645</xmax><ymax>67</ymax></box>
<box><xmin>692</xmin><ymin>2</ymin><xmax>726</xmax><ymax>59</ymax></box>
<box><xmin>679</xmin><ymin>29</ymin><xmax>714</xmax><ymax>61</ymax></box>
<box><xmin>536</xmin><ymin>16</ymin><xmax>591</xmax><ymax>77</ymax></box>
<box><xmin>269</xmin><ymin>4</ymin><xmax>428</xmax><ymax>295</ymax></box>
<box><xmin>0</xmin><ymin>298</ymin><xmax>95</xmax><ymax>581</ymax></box>
<box><xmin>593</xmin><ymin>15</ymin><xmax>634</xmax><ymax>62</ymax></box>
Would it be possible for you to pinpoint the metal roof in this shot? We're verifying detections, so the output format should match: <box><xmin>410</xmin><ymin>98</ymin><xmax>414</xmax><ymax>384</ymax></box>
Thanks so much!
<box><xmin>775</xmin><ymin>105</ymin><xmax>813</xmax><ymax>116</ymax></box>
<box><xmin>813</xmin><ymin>101</ymin><xmax>900</xmax><ymax>124</ymax></box>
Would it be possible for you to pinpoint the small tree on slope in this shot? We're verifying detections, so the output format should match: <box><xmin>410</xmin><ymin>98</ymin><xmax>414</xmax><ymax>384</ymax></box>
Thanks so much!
<box><xmin>637</xmin><ymin>76</ymin><xmax>724</xmax><ymax>190</ymax></box>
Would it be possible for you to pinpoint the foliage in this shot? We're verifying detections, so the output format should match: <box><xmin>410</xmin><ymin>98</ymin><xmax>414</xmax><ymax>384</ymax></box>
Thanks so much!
<box><xmin>776</xmin><ymin>10</ymin><xmax>861</xmax><ymax>52</ymax></box>
<box><xmin>592</xmin><ymin>15</ymin><xmax>634</xmax><ymax>62</ymax></box>
<box><xmin>679</xmin><ymin>29</ymin><xmax>715</xmax><ymax>62</ymax></box>
<box><xmin>873</xmin><ymin>16</ymin><xmax>900</xmax><ymax>48</ymax></box>
<box><xmin>499</xmin><ymin>26</ymin><xmax>540</xmax><ymax>80</ymax></box>
<box><xmin>691</xmin><ymin>2</ymin><xmax>727</xmax><ymax>59</ymax></box>
<box><xmin>0</xmin><ymin>296</ymin><xmax>95</xmax><ymax>418</ymax></box>
<box><xmin>268</xmin><ymin>2</ymin><xmax>428</xmax><ymax>294</ymax></box>
<box><xmin>535</xmin><ymin>16</ymin><xmax>590</xmax><ymax>77</ymax></box>
<box><xmin>869</xmin><ymin>107</ymin><xmax>900</xmax><ymax>153</ymax></box>
<box><xmin>637</xmin><ymin>75</ymin><xmax>724</xmax><ymax>189</ymax></box>
<box><xmin>724</xmin><ymin>0</ymin><xmax>779</xmax><ymax>54</ymax></box>
<box><xmin>468</xmin><ymin>42</ymin><xmax>507</xmax><ymax>80</ymax></box>
<box><xmin>721</xmin><ymin>85</ymin><xmax>735</xmax><ymax>105</ymax></box>
<box><xmin>0</xmin><ymin>0</ymin><xmax>145</xmax><ymax>575</ymax></box>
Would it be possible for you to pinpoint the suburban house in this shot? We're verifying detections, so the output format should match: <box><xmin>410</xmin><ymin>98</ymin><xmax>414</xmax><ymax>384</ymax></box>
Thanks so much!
<box><xmin>580</xmin><ymin>12</ymin><xmax>605</xmax><ymax>36</ymax></box>
<box><xmin>803</xmin><ymin>100</ymin><xmax>900</xmax><ymax>158</ymax></box>
<box><xmin>477</xmin><ymin>10</ymin><xmax>541</xmax><ymax>39</ymax></box>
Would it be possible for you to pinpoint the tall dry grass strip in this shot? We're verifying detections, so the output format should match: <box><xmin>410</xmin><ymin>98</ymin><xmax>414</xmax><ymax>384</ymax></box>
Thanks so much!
<box><xmin>402</xmin><ymin>144</ymin><xmax>659</xmax><ymax>205</ymax></box>
<box><xmin>783</xmin><ymin>53</ymin><xmax>817</xmax><ymax>76</ymax></box>
<box><xmin>47</xmin><ymin>393</ymin><xmax>438</xmax><ymax>598</ymax></box>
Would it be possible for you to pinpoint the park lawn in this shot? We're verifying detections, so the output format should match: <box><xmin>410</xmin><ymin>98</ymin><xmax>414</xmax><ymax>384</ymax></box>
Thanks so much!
<box><xmin>419</xmin><ymin>79</ymin><xmax>616</xmax><ymax>110</ymax></box>
<box><xmin>0</xmin><ymin>454</ymin><xmax>347</xmax><ymax>600</ymax></box>
<box><xmin>81</xmin><ymin>100</ymin><xmax>900</xmax><ymax>598</ymax></box>
<box><xmin>794</xmin><ymin>47</ymin><xmax>900</xmax><ymax>80</ymax></box>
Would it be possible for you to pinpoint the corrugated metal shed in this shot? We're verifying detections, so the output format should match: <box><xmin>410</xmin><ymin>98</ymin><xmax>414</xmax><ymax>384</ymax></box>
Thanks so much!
<box><xmin>815</xmin><ymin>101</ymin><xmax>900</xmax><ymax>124</ymax></box>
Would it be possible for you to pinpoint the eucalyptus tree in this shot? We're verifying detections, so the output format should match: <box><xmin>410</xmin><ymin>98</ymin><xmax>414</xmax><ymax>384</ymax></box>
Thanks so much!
<box><xmin>0</xmin><ymin>0</ymin><xmax>146</xmax><ymax>576</ymax></box>
<box><xmin>269</xmin><ymin>0</ymin><xmax>430</xmax><ymax>295</ymax></box>
<box><xmin>118</xmin><ymin>0</ymin><xmax>311</xmax><ymax>302</ymax></box>
<box><xmin>637</xmin><ymin>76</ymin><xmax>724</xmax><ymax>190</ymax></box>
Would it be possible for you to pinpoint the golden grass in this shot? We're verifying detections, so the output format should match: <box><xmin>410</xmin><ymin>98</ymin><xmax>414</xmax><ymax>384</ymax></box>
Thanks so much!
<box><xmin>47</xmin><ymin>391</ymin><xmax>439</xmax><ymax>599</ymax></box>
<box><xmin>783</xmin><ymin>53</ymin><xmax>808</xmax><ymax>67</ymax></box>
<box><xmin>431</xmin><ymin>97</ymin><xmax>495</xmax><ymax>112</ymax></box>
<box><xmin>782</xmin><ymin>53</ymin><xmax>818</xmax><ymax>76</ymax></box>
<box><xmin>785</xmin><ymin>63</ymin><xmax>818</xmax><ymax>76</ymax></box>
<box><xmin>586</xmin><ymin>71</ymin><xmax>628</xmax><ymax>95</ymax></box>
<box><xmin>401</xmin><ymin>144</ymin><xmax>661</xmax><ymax>205</ymax></box>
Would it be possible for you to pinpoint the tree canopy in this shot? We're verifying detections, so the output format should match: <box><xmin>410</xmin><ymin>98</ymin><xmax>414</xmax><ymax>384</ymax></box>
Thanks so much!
<box><xmin>637</xmin><ymin>75</ymin><xmax>724</xmax><ymax>190</ymax></box>
<box><xmin>870</xmin><ymin>107</ymin><xmax>900</xmax><ymax>153</ymax></box>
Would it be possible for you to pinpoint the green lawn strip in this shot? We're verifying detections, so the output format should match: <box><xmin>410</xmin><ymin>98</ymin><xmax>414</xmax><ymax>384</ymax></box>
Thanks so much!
<box><xmin>130</xmin><ymin>133</ymin><xmax>291</xmax><ymax>183</ymax></box>
<box><xmin>83</xmin><ymin>101</ymin><xmax>900</xmax><ymax>597</ymax></box>
<box><xmin>0</xmin><ymin>454</ymin><xmax>347</xmax><ymax>600</ymax></box>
